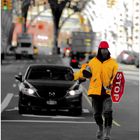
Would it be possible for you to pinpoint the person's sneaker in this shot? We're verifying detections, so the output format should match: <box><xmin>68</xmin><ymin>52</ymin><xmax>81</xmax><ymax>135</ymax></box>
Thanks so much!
<box><xmin>103</xmin><ymin>127</ymin><xmax>111</xmax><ymax>140</ymax></box>
<box><xmin>103</xmin><ymin>136</ymin><xmax>110</xmax><ymax>140</ymax></box>
<box><xmin>96</xmin><ymin>130</ymin><xmax>103</xmax><ymax>139</ymax></box>
<box><xmin>96</xmin><ymin>125</ymin><xmax>103</xmax><ymax>139</ymax></box>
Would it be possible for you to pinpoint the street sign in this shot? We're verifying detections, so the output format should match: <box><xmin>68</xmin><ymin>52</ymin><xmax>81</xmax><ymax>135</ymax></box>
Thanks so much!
<box><xmin>111</xmin><ymin>71</ymin><xmax>125</xmax><ymax>103</ymax></box>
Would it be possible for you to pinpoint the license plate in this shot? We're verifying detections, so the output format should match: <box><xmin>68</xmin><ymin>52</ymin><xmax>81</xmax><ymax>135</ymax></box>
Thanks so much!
<box><xmin>22</xmin><ymin>51</ymin><xmax>28</xmax><ymax>54</ymax></box>
<box><xmin>46</xmin><ymin>100</ymin><xmax>57</xmax><ymax>105</ymax></box>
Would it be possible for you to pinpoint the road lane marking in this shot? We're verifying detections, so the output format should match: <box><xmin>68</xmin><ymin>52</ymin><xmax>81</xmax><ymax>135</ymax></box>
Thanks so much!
<box><xmin>5</xmin><ymin>106</ymin><xmax>89</xmax><ymax>114</ymax></box>
<box><xmin>1</xmin><ymin>120</ymin><xmax>96</xmax><ymax>124</ymax></box>
<box><xmin>82</xmin><ymin>86</ymin><xmax>92</xmax><ymax>107</ymax></box>
<box><xmin>5</xmin><ymin>107</ymin><xmax>18</xmax><ymax>111</ymax></box>
<box><xmin>102</xmin><ymin>117</ymin><xmax>120</xmax><ymax>127</ymax></box>
<box><xmin>1</xmin><ymin>93</ymin><xmax>14</xmax><ymax>112</ymax></box>
<box><xmin>22</xmin><ymin>114</ymin><xmax>85</xmax><ymax>119</ymax></box>
<box><xmin>29</xmin><ymin>60</ymin><xmax>33</xmax><ymax>63</ymax></box>
<box><xmin>14</xmin><ymin>94</ymin><xmax>19</xmax><ymax>97</ymax></box>
<box><xmin>82</xmin><ymin>86</ymin><xmax>121</xmax><ymax>127</ymax></box>
<box><xmin>112</xmin><ymin>120</ymin><xmax>121</xmax><ymax>127</ymax></box>
<box><xmin>82</xmin><ymin>109</ymin><xmax>90</xmax><ymax>113</ymax></box>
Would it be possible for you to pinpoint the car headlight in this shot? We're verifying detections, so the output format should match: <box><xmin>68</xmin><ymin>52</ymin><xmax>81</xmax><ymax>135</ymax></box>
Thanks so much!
<box><xmin>19</xmin><ymin>82</ymin><xmax>38</xmax><ymax>97</ymax></box>
<box><xmin>68</xmin><ymin>90</ymin><xmax>81</xmax><ymax>96</ymax></box>
<box><xmin>21</xmin><ymin>86</ymin><xmax>37</xmax><ymax>97</ymax></box>
<box><xmin>27</xmin><ymin>88</ymin><xmax>35</xmax><ymax>95</ymax></box>
<box><xmin>69</xmin><ymin>90</ymin><xmax>76</xmax><ymax>96</ymax></box>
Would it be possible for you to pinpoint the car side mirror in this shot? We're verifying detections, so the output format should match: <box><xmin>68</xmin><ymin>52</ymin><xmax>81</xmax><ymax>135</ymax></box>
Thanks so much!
<box><xmin>65</xmin><ymin>72</ymin><xmax>74</xmax><ymax>81</ymax></box>
<box><xmin>68</xmin><ymin>73</ymin><xmax>74</xmax><ymax>81</ymax></box>
<box><xmin>15</xmin><ymin>74</ymin><xmax>23</xmax><ymax>82</ymax></box>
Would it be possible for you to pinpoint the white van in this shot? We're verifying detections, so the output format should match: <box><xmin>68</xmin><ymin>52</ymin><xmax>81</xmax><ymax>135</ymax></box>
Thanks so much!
<box><xmin>15</xmin><ymin>33</ymin><xmax>34</xmax><ymax>59</ymax></box>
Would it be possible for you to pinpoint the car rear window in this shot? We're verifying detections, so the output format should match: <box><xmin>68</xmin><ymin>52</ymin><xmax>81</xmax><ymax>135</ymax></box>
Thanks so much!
<box><xmin>26</xmin><ymin>67</ymin><xmax>73</xmax><ymax>81</ymax></box>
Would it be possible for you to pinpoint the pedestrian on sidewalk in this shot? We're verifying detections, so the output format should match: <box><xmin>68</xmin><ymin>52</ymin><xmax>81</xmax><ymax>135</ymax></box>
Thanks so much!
<box><xmin>74</xmin><ymin>41</ymin><xmax>118</xmax><ymax>140</ymax></box>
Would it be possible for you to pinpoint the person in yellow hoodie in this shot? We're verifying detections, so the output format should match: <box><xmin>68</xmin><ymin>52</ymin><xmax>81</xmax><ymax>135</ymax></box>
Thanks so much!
<box><xmin>74</xmin><ymin>41</ymin><xmax>118</xmax><ymax>140</ymax></box>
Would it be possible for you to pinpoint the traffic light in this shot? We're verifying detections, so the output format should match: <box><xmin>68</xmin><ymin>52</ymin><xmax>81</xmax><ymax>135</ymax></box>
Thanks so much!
<box><xmin>79</xmin><ymin>15</ymin><xmax>84</xmax><ymax>24</ymax></box>
<box><xmin>7</xmin><ymin>0</ymin><xmax>12</xmax><ymax>10</ymax></box>
<box><xmin>1</xmin><ymin>0</ymin><xmax>8</xmax><ymax>11</ymax></box>
<box><xmin>1</xmin><ymin>0</ymin><xmax>12</xmax><ymax>10</ymax></box>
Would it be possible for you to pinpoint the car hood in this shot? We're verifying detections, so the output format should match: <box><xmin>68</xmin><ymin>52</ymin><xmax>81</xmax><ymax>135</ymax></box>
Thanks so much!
<box><xmin>26</xmin><ymin>80</ymin><xmax>76</xmax><ymax>99</ymax></box>
<box><xmin>26</xmin><ymin>80</ymin><xmax>75</xmax><ymax>88</ymax></box>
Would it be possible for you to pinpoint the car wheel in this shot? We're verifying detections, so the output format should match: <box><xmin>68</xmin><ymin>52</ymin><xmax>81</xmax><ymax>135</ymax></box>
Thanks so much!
<box><xmin>18</xmin><ymin>104</ymin><xmax>32</xmax><ymax>114</ymax></box>
<box><xmin>18</xmin><ymin>104</ymin><xmax>26</xmax><ymax>114</ymax></box>
<box><xmin>18</xmin><ymin>99</ymin><xmax>32</xmax><ymax>114</ymax></box>
<box><xmin>29</xmin><ymin>55</ymin><xmax>34</xmax><ymax>59</ymax></box>
<box><xmin>69</xmin><ymin>108</ymin><xmax>82</xmax><ymax>116</ymax></box>
<box><xmin>15</xmin><ymin>54</ymin><xmax>21</xmax><ymax>60</ymax></box>
<box><xmin>136</xmin><ymin>64</ymin><xmax>139</xmax><ymax>68</ymax></box>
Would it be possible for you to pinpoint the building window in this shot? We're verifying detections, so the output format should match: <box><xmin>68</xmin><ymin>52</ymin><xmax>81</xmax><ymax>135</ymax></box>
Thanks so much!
<box><xmin>134</xmin><ymin>36</ymin><xmax>138</xmax><ymax>39</ymax></box>
<box><xmin>135</xmin><ymin>23</ymin><xmax>139</xmax><ymax>26</ymax></box>
<box><xmin>135</xmin><ymin>2</ymin><xmax>139</xmax><ymax>6</ymax></box>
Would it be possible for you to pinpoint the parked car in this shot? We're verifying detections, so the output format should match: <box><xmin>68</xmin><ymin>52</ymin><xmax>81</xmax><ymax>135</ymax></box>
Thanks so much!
<box><xmin>117</xmin><ymin>50</ymin><xmax>137</xmax><ymax>64</ymax></box>
<box><xmin>15</xmin><ymin>64</ymin><xmax>83</xmax><ymax>115</ymax></box>
<box><xmin>134</xmin><ymin>52</ymin><xmax>139</xmax><ymax>68</ymax></box>
<box><xmin>6</xmin><ymin>46</ymin><xmax>16</xmax><ymax>56</ymax></box>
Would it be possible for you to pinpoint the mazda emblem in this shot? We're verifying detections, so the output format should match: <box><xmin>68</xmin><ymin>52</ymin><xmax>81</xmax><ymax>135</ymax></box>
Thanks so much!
<box><xmin>49</xmin><ymin>92</ymin><xmax>55</xmax><ymax>96</ymax></box>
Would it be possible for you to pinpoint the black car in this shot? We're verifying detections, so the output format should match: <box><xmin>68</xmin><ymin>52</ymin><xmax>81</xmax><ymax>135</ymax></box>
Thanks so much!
<box><xmin>15</xmin><ymin>64</ymin><xmax>83</xmax><ymax>115</ymax></box>
<box><xmin>70</xmin><ymin>52</ymin><xmax>83</xmax><ymax>68</ymax></box>
<box><xmin>70</xmin><ymin>56</ymin><xmax>79</xmax><ymax>68</ymax></box>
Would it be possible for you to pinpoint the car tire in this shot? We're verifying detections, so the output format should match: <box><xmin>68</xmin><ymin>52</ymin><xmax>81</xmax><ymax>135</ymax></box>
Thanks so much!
<box><xmin>18</xmin><ymin>104</ymin><xmax>26</xmax><ymax>114</ymax></box>
<box><xmin>69</xmin><ymin>108</ymin><xmax>82</xmax><ymax>116</ymax></box>
<box><xmin>1</xmin><ymin>53</ymin><xmax>5</xmax><ymax>60</ymax></box>
<box><xmin>29</xmin><ymin>55</ymin><xmax>34</xmax><ymax>59</ymax></box>
<box><xmin>18</xmin><ymin>98</ymin><xmax>31</xmax><ymax>114</ymax></box>
<box><xmin>18</xmin><ymin>104</ymin><xmax>32</xmax><ymax>114</ymax></box>
<box><xmin>136</xmin><ymin>64</ymin><xmax>139</xmax><ymax>68</ymax></box>
<box><xmin>15</xmin><ymin>54</ymin><xmax>21</xmax><ymax>60</ymax></box>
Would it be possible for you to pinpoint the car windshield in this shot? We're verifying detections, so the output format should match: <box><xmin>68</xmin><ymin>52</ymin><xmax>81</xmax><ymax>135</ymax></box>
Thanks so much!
<box><xmin>21</xmin><ymin>43</ymin><xmax>31</xmax><ymax>47</ymax></box>
<box><xmin>26</xmin><ymin>67</ymin><xmax>73</xmax><ymax>81</ymax></box>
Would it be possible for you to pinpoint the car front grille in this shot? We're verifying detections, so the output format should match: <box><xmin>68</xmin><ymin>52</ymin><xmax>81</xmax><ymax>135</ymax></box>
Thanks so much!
<box><xmin>36</xmin><ymin>86</ymin><xmax>68</xmax><ymax>100</ymax></box>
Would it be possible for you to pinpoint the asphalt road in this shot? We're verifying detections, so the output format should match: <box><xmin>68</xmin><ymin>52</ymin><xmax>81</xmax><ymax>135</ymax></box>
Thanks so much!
<box><xmin>1</xmin><ymin>55</ymin><xmax>139</xmax><ymax>140</ymax></box>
